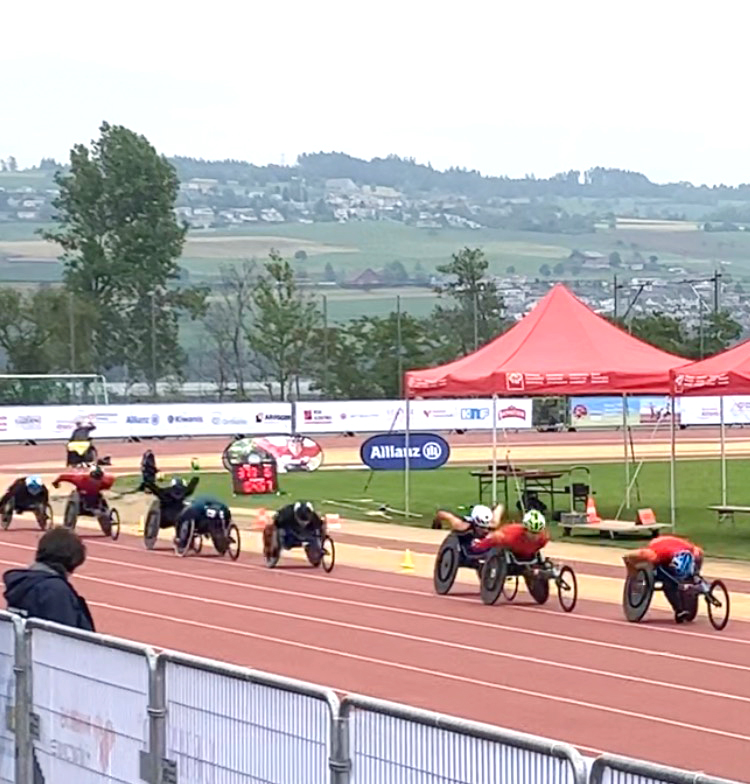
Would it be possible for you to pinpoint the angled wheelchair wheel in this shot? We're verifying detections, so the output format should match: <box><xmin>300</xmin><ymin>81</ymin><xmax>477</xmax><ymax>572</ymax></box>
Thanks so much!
<box><xmin>434</xmin><ymin>533</ymin><xmax>461</xmax><ymax>595</ymax></box>
<box><xmin>35</xmin><ymin>503</ymin><xmax>53</xmax><ymax>531</ymax></box>
<box><xmin>109</xmin><ymin>508</ymin><xmax>121</xmax><ymax>541</ymax></box>
<box><xmin>144</xmin><ymin>501</ymin><xmax>161</xmax><ymax>550</ymax></box>
<box><xmin>306</xmin><ymin>539</ymin><xmax>324</xmax><ymax>568</ymax></box>
<box><xmin>706</xmin><ymin>579</ymin><xmax>730</xmax><ymax>631</ymax></box>
<box><xmin>192</xmin><ymin>533</ymin><xmax>203</xmax><ymax>554</ymax></box>
<box><xmin>525</xmin><ymin>571</ymin><xmax>550</xmax><ymax>605</ymax></box>
<box><xmin>480</xmin><ymin>551</ymin><xmax>508</xmax><ymax>605</ymax></box>
<box><xmin>174</xmin><ymin>519</ymin><xmax>195</xmax><ymax>557</ymax></box>
<box><xmin>264</xmin><ymin>527</ymin><xmax>281</xmax><ymax>568</ymax></box>
<box><xmin>502</xmin><ymin>575</ymin><xmax>519</xmax><ymax>601</ymax></box>
<box><xmin>681</xmin><ymin>590</ymin><xmax>699</xmax><ymax>623</ymax></box>
<box><xmin>321</xmin><ymin>536</ymin><xmax>335</xmax><ymax>573</ymax></box>
<box><xmin>623</xmin><ymin>567</ymin><xmax>654</xmax><ymax>623</ymax></box>
<box><xmin>225</xmin><ymin>523</ymin><xmax>241</xmax><ymax>561</ymax></box>
<box><xmin>556</xmin><ymin>565</ymin><xmax>578</xmax><ymax>613</ymax></box>
<box><xmin>63</xmin><ymin>492</ymin><xmax>80</xmax><ymax>530</ymax></box>
<box><xmin>1</xmin><ymin>502</ymin><xmax>13</xmax><ymax>531</ymax></box>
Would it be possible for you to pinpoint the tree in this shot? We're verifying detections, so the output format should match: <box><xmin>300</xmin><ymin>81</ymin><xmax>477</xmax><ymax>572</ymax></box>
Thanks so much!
<box><xmin>506</xmin><ymin>265</ymin><xmax>516</xmax><ymax>275</ymax></box>
<box><xmin>7</xmin><ymin>157</ymin><xmax>17</xmax><ymax>172</ymax></box>
<box><xmin>621</xmin><ymin>313</ymin><xmax>687</xmax><ymax>355</ymax></box>
<box><xmin>382</xmin><ymin>260</ymin><xmax>408</xmax><ymax>284</ymax></box>
<box><xmin>539</xmin><ymin>263</ymin><xmax>551</xmax><ymax>276</ymax></box>
<box><xmin>413</xmin><ymin>261</ymin><xmax>430</xmax><ymax>285</ymax></box>
<box><xmin>294</xmin><ymin>249</ymin><xmax>308</xmax><ymax>261</ymax></box>
<box><xmin>683</xmin><ymin>309</ymin><xmax>742</xmax><ymax>359</ymax></box>
<box><xmin>323</xmin><ymin>262</ymin><xmax>336</xmax><ymax>282</ymax></box>
<box><xmin>553</xmin><ymin>262</ymin><xmax>565</xmax><ymax>275</ymax></box>
<box><xmin>41</xmin><ymin>122</ymin><xmax>207</xmax><ymax>392</ymax></box>
<box><xmin>431</xmin><ymin>247</ymin><xmax>506</xmax><ymax>356</ymax></box>
<box><xmin>608</xmin><ymin>251</ymin><xmax>622</xmax><ymax>268</ymax></box>
<box><xmin>248</xmin><ymin>250</ymin><xmax>321</xmax><ymax>400</ymax></box>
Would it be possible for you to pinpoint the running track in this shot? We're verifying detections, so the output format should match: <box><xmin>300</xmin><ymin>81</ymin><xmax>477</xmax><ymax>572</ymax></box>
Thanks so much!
<box><xmin>0</xmin><ymin>526</ymin><xmax>747</xmax><ymax>781</ymax></box>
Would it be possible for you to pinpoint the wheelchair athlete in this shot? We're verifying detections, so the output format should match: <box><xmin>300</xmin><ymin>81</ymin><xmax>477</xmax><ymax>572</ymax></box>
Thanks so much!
<box><xmin>623</xmin><ymin>535</ymin><xmax>704</xmax><ymax>623</ymax></box>
<box><xmin>174</xmin><ymin>496</ymin><xmax>232</xmax><ymax>553</ymax></box>
<box><xmin>433</xmin><ymin>504</ymin><xmax>499</xmax><ymax>556</ymax></box>
<box><xmin>52</xmin><ymin>467</ymin><xmax>116</xmax><ymax>534</ymax></box>
<box><xmin>263</xmin><ymin>501</ymin><xmax>325</xmax><ymax>558</ymax></box>
<box><xmin>0</xmin><ymin>476</ymin><xmax>50</xmax><ymax>521</ymax></box>
<box><xmin>143</xmin><ymin>476</ymin><xmax>199</xmax><ymax>529</ymax></box>
<box><xmin>470</xmin><ymin>508</ymin><xmax>550</xmax><ymax>560</ymax></box>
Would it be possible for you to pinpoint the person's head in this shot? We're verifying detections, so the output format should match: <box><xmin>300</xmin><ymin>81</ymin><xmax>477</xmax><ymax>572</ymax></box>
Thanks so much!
<box><xmin>469</xmin><ymin>504</ymin><xmax>493</xmax><ymax>529</ymax></box>
<box><xmin>90</xmin><ymin>466</ymin><xmax>103</xmax><ymax>480</ymax></box>
<box><xmin>670</xmin><ymin>550</ymin><xmax>696</xmax><ymax>580</ymax></box>
<box><xmin>294</xmin><ymin>501</ymin><xmax>314</xmax><ymax>526</ymax></box>
<box><xmin>24</xmin><ymin>475</ymin><xmax>43</xmax><ymax>496</ymax></box>
<box><xmin>170</xmin><ymin>476</ymin><xmax>187</xmax><ymax>497</ymax></box>
<box><xmin>522</xmin><ymin>509</ymin><xmax>546</xmax><ymax>535</ymax></box>
<box><xmin>36</xmin><ymin>527</ymin><xmax>87</xmax><ymax>575</ymax></box>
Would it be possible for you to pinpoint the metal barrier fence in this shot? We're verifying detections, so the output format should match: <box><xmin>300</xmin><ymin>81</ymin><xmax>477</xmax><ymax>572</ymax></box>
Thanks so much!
<box><xmin>0</xmin><ymin>611</ymin><xmax>742</xmax><ymax>784</ymax></box>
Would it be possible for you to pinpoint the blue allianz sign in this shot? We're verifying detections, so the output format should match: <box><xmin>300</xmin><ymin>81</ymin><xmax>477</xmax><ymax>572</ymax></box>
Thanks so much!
<box><xmin>360</xmin><ymin>432</ymin><xmax>450</xmax><ymax>470</ymax></box>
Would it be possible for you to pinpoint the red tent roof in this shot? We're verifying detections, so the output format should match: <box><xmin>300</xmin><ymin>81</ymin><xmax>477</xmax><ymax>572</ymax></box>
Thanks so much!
<box><xmin>671</xmin><ymin>338</ymin><xmax>750</xmax><ymax>396</ymax></box>
<box><xmin>405</xmin><ymin>284</ymin><xmax>686</xmax><ymax>397</ymax></box>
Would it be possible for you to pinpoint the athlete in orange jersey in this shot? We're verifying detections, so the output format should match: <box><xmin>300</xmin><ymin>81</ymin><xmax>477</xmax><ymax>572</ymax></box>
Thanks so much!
<box><xmin>471</xmin><ymin>509</ymin><xmax>549</xmax><ymax>559</ymax></box>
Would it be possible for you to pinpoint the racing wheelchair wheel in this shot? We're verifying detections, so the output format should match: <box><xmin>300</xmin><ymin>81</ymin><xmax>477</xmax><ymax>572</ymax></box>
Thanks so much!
<box><xmin>524</xmin><ymin>570</ymin><xmax>550</xmax><ymax>605</ymax></box>
<box><xmin>556</xmin><ymin>565</ymin><xmax>578</xmax><ymax>613</ymax></box>
<box><xmin>174</xmin><ymin>519</ymin><xmax>195</xmax><ymax>557</ymax></box>
<box><xmin>224</xmin><ymin>523</ymin><xmax>241</xmax><ymax>560</ymax></box>
<box><xmin>321</xmin><ymin>535</ymin><xmax>335</xmax><ymax>572</ymax></box>
<box><xmin>192</xmin><ymin>533</ymin><xmax>203</xmax><ymax>554</ymax></box>
<box><xmin>502</xmin><ymin>575</ymin><xmax>519</xmax><ymax>601</ymax></box>
<box><xmin>35</xmin><ymin>503</ymin><xmax>53</xmax><ymax>531</ymax></box>
<box><xmin>108</xmin><ymin>508</ymin><xmax>120</xmax><ymax>541</ymax></box>
<box><xmin>623</xmin><ymin>567</ymin><xmax>655</xmax><ymax>623</ymax></box>
<box><xmin>264</xmin><ymin>526</ymin><xmax>281</xmax><ymax>568</ymax></box>
<box><xmin>144</xmin><ymin>501</ymin><xmax>161</xmax><ymax>550</ymax></box>
<box><xmin>63</xmin><ymin>492</ymin><xmax>80</xmax><ymax>531</ymax></box>
<box><xmin>706</xmin><ymin>579</ymin><xmax>730</xmax><ymax>631</ymax></box>
<box><xmin>433</xmin><ymin>533</ymin><xmax>461</xmax><ymax>595</ymax></box>
<box><xmin>1</xmin><ymin>501</ymin><xmax>13</xmax><ymax>531</ymax></box>
<box><xmin>480</xmin><ymin>550</ymin><xmax>508</xmax><ymax>605</ymax></box>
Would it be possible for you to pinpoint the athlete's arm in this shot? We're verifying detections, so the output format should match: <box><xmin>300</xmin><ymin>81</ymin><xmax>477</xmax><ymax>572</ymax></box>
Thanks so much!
<box><xmin>491</xmin><ymin>504</ymin><xmax>504</xmax><ymax>529</ymax></box>
<box><xmin>52</xmin><ymin>473</ymin><xmax>77</xmax><ymax>489</ymax></box>
<box><xmin>623</xmin><ymin>548</ymin><xmax>657</xmax><ymax>575</ymax></box>
<box><xmin>434</xmin><ymin>510</ymin><xmax>470</xmax><ymax>532</ymax></box>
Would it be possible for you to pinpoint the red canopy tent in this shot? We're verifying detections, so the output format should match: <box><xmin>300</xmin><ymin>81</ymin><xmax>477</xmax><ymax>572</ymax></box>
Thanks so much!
<box><xmin>670</xmin><ymin>337</ymin><xmax>750</xmax><ymax>506</ymax></box>
<box><xmin>405</xmin><ymin>283</ymin><xmax>685</xmax><ymax>397</ymax></box>
<box><xmin>403</xmin><ymin>284</ymin><xmax>687</xmax><ymax>524</ymax></box>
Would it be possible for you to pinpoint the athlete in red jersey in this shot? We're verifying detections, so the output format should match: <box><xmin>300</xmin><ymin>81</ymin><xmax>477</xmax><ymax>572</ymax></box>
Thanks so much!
<box><xmin>471</xmin><ymin>509</ymin><xmax>550</xmax><ymax>559</ymax></box>
<box><xmin>52</xmin><ymin>467</ymin><xmax>115</xmax><ymax>513</ymax></box>
<box><xmin>623</xmin><ymin>535</ymin><xmax>704</xmax><ymax>622</ymax></box>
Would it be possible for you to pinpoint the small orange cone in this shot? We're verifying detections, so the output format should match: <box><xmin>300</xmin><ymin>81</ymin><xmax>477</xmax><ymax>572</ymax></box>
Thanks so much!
<box><xmin>586</xmin><ymin>496</ymin><xmax>601</xmax><ymax>524</ymax></box>
<box><xmin>253</xmin><ymin>508</ymin><xmax>269</xmax><ymax>531</ymax></box>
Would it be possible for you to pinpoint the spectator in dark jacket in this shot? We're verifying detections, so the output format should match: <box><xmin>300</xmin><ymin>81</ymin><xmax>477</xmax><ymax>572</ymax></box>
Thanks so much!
<box><xmin>2</xmin><ymin>528</ymin><xmax>94</xmax><ymax>632</ymax></box>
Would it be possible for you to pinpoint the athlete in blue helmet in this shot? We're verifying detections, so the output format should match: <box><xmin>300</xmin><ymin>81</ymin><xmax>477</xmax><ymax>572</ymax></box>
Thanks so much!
<box><xmin>0</xmin><ymin>476</ymin><xmax>50</xmax><ymax>517</ymax></box>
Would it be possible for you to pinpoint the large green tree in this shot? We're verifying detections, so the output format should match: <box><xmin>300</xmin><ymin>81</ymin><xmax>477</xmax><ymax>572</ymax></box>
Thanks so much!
<box><xmin>42</xmin><ymin>122</ymin><xmax>206</xmax><ymax>390</ymax></box>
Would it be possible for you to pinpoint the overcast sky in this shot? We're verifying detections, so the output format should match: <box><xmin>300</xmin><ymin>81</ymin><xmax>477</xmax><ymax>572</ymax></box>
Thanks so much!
<box><xmin>4</xmin><ymin>0</ymin><xmax>747</xmax><ymax>185</ymax></box>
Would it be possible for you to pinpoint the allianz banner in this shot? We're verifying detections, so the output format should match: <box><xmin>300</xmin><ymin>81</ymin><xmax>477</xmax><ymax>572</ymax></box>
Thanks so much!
<box><xmin>360</xmin><ymin>433</ymin><xmax>451</xmax><ymax>470</ymax></box>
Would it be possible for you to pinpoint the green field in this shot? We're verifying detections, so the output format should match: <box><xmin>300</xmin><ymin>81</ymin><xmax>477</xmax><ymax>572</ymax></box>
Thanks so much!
<box><xmin>117</xmin><ymin>457</ymin><xmax>750</xmax><ymax>560</ymax></box>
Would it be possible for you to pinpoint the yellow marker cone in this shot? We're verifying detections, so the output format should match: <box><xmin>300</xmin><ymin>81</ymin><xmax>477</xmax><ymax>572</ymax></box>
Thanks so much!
<box><xmin>137</xmin><ymin>516</ymin><xmax>144</xmax><ymax>535</ymax></box>
<box><xmin>400</xmin><ymin>549</ymin><xmax>414</xmax><ymax>572</ymax></box>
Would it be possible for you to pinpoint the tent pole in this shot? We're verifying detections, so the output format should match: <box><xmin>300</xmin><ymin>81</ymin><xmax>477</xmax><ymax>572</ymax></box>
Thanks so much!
<box><xmin>492</xmin><ymin>395</ymin><xmax>498</xmax><ymax>508</ymax></box>
<box><xmin>720</xmin><ymin>396</ymin><xmax>727</xmax><ymax>506</ymax></box>
<box><xmin>670</xmin><ymin>395</ymin><xmax>676</xmax><ymax>529</ymax></box>
<box><xmin>623</xmin><ymin>394</ymin><xmax>630</xmax><ymax>507</ymax></box>
<box><xmin>404</xmin><ymin>392</ymin><xmax>410</xmax><ymax>519</ymax></box>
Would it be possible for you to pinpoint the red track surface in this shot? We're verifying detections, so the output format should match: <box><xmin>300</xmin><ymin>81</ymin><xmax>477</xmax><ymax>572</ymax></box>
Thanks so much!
<box><xmin>0</xmin><ymin>526</ymin><xmax>747</xmax><ymax>780</ymax></box>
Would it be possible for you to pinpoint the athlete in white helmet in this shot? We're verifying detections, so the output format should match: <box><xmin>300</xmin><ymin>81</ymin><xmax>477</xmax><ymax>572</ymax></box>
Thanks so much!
<box><xmin>432</xmin><ymin>503</ymin><xmax>503</xmax><ymax>539</ymax></box>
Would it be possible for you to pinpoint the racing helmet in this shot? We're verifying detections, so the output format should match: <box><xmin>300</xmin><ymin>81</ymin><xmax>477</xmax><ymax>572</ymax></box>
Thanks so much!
<box><xmin>294</xmin><ymin>500</ymin><xmax>314</xmax><ymax>526</ymax></box>
<box><xmin>670</xmin><ymin>550</ymin><xmax>696</xmax><ymax>579</ymax></box>
<box><xmin>522</xmin><ymin>509</ymin><xmax>546</xmax><ymax>534</ymax></box>
<box><xmin>25</xmin><ymin>475</ymin><xmax>42</xmax><ymax>494</ymax></box>
<box><xmin>470</xmin><ymin>504</ymin><xmax>493</xmax><ymax>528</ymax></box>
<box><xmin>171</xmin><ymin>477</ymin><xmax>186</xmax><ymax>489</ymax></box>
<box><xmin>90</xmin><ymin>466</ymin><xmax>103</xmax><ymax>480</ymax></box>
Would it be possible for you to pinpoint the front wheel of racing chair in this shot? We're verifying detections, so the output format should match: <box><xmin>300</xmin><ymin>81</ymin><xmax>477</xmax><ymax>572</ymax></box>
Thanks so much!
<box><xmin>480</xmin><ymin>550</ymin><xmax>509</xmax><ymax>605</ymax></box>
<box><xmin>1</xmin><ymin>501</ymin><xmax>14</xmax><ymax>531</ymax></box>
<box><xmin>264</xmin><ymin>526</ymin><xmax>281</xmax><ymax>568</ymax></box>
<box><xmin>706</xmin><ymin>579</ymin><xmax>730</xmax><ymax>631</ymax></box>
<box><xmin>174</xmin><ymin>519</ymin><xmax>195</xmax><ymax>557</ymax></box>
<box><xmin>524</xmin><ymin>569</ymin><xmax>550</xmax><ymax>605</ymax></box>
<box><xmin>305</xmin><ymin>535</ymin><xmax>334</xmax><ymax>572</ymax></box>
<box><xmin>144</xmin><ymin>501</ymin><xmax>161</xmax><ymax>550</ymax></box>
<box><xmin>35</xmin><ymin>503</ymin><xmax>53</xmax><ymax>531</ymax></box>
<box><xmin>63</xmin><ymin>492</ymin><xmax>80</xmax><ymax>531</ymax></box>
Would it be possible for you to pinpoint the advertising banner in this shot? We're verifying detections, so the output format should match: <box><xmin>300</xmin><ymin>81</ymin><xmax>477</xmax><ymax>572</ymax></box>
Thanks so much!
<box><xmin>570</xmin><ymin>397</ymin><xmax>680</xmax><ymax>427</ymax></box>
<box><xmin>0</xmin><ymin>403</ymin><xmax>293</xmax><ymax>441</ymax></box>
<box><xmin>680</xmin><ymin>396</ymin><xmax>750</xmax><ymax>426</ymax></box>
<box><xmin>360</xmin><ymin>433</ymin><xmax>450</xmax><ymax>470</ymax></box>
<box><xmin>295</xmin><ymin>399</ymin><xmax>533</xmax><ymax>434</ymax></box>
<box><xmin>223</xmin><ymin>435</ymin><xmax>323</xmax><ymax>473</ymax></box>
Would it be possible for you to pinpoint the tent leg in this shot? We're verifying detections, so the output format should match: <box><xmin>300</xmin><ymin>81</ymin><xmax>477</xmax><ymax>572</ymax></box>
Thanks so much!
<box><xmin>720</xmin><ymin>396</ymin><xmax>727</xmax><ymax>506</ymax></box>
<box><xmin>623</xmin><ymin>395</ymin><xmax>630</xmax><ymax>507</ymax></box>
<box><xmin>492</xmin><ymin>395</ymin><xmax>498</xmax><ymax>508</ymax></box>
<box><xmin>670</xmin><ymin>395</ymin><xmax>676</xmax><ymax>529</ymax></box>
<box><xmin>404</xmin><ymin>394</ymin><xmax>410</xmax><ymax>519</ymax></box>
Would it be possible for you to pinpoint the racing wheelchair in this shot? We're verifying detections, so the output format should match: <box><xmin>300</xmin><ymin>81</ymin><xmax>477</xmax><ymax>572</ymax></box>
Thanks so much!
<box><xmin>433</xmin><ymin>531</ymin><xmax>485</xmax><ymax>594</ymax></box>
<box><xmin>478</xmin><ymin>548</ymin><xmax>578</xmax><ymax>612</ymax></box>
<box><xmin>66</xmin><ymin>439</ymin><xmax>111</xmax><ymax>469</ymax></box>
<box><xmin>1</xmin><ymin>498</ymin><xmax>53</xmax><ymax>532</ymax></box>
<box><xmin>62</xmin><ymin>490</ymin><xmax>120</xmax><ymax>540</ymax></box>
<box><xmin>623</xmin><ymin>563</ymin><xmax>730</xmax><ymax>630</ymax></box>
<box><xmin>264</xmin><ymin>524</ymin><xmax>335</xmax><ymax>572</ymax></box>
<box><xmin>173</xmin><ymin>506</ymin><xmax>241</xmax><ymax>560</ymax></box>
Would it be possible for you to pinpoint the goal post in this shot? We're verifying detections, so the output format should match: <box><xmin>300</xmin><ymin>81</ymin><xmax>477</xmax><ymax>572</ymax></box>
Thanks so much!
<box><xmin>0</xmin><ymin>374</ymin><xmax>109</xmax><ymax>405</ymax></box>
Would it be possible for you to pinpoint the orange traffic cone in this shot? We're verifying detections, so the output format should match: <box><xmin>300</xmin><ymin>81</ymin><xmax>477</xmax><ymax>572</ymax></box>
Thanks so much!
<box><xmin>586</xmin><ymin>496</ymin><xmax>601</xmax><ymax>524</ymax></box>
<box><xmin>254</xmin><ymin>508</ymin><xmax>269</xmax><ymax>531</ymax></box>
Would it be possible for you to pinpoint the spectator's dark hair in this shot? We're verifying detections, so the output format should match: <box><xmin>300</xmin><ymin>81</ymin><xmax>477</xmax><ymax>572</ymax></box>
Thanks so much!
<box><xmin>36</xmin><ymin>528</ymin><xmax>87</xmax><ymax>574</ymax></box>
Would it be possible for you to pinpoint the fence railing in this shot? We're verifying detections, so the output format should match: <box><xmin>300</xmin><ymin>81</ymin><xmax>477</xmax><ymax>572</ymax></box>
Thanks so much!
<box><xmin>0</xmin><ymin>611</ymin><xmax>741</xmax><ymax>784</ymax></box>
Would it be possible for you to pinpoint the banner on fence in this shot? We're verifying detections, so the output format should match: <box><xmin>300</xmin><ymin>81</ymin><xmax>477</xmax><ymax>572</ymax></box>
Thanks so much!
<box><xmin>0</xmin><ymin>402</ymin><xmax>293</xmax><ymax>441</ymax></box>
<box><xmin>360</xmin><ymin>432</ymin><xmax>451</xmax><ymax>470</ymax></box>
<box><xmin>295</xmin><ymin>398</ymin><xmax>533</xmax><ymax>434</ymax></box>
<box><xmin>680</xmin><ymin>396</ymin><xmax>750</xmax><ymax>426</ymax></box>
<box><xmin>570</xmin><ymin>397</ymin><xmax>681</xmax><ymax>427</ymax></box>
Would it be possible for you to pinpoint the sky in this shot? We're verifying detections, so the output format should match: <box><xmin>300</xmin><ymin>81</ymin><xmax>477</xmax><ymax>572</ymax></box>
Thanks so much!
<box><xmin>3</xmin><ymin>0</ymin><xmax>748</xmax><ymax>185</ymax></box>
